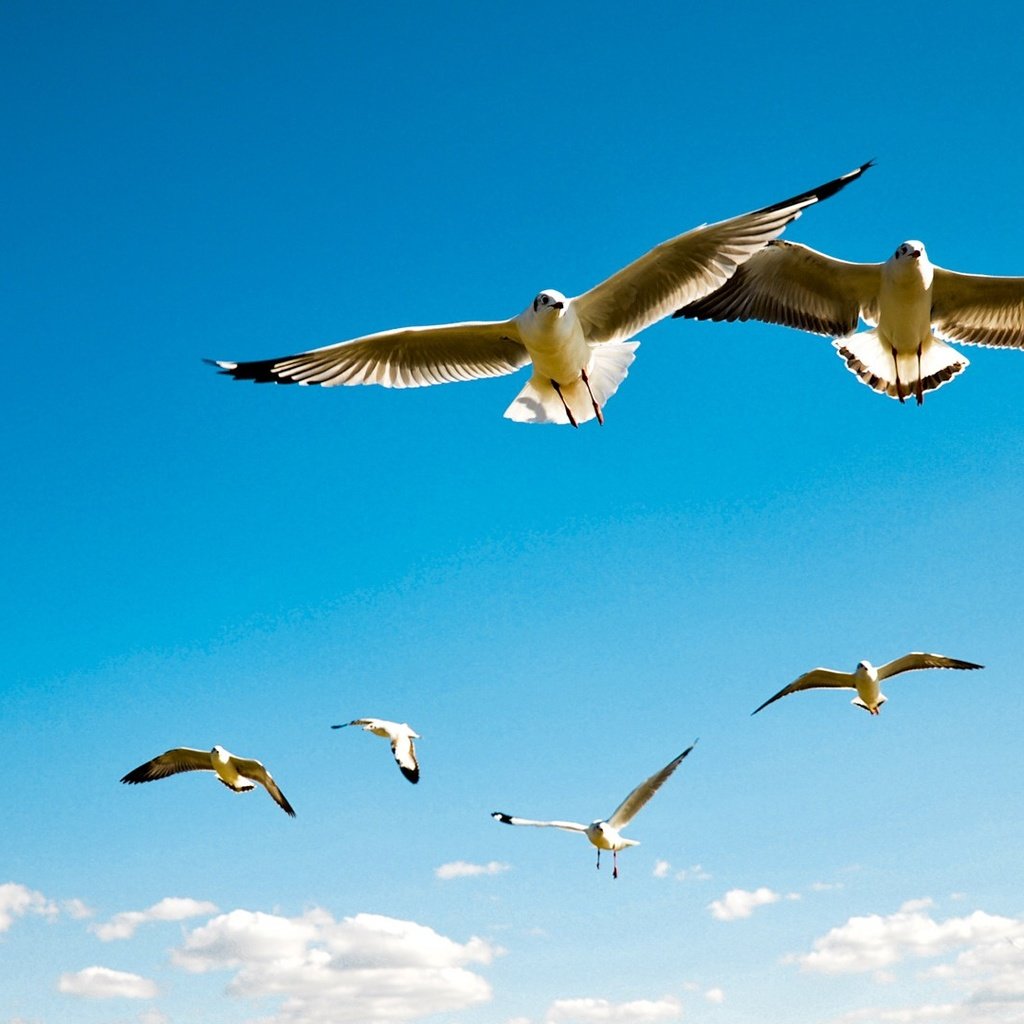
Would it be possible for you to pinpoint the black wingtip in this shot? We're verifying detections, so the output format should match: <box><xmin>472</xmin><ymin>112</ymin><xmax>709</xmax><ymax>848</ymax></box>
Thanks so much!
<box><xmin>400</xmin><ymin>766</ymin><xmax>420</xmax><ymax>784</ymax></box>
<box><xmin>491</xmin><ymin>811</ymin><xmax>513</xmax><ymax>825</ymax></box>
<box><xmin>756</xmin><ymin>159</ymin><xmax>873</xmax><ymax>216</ymax></box>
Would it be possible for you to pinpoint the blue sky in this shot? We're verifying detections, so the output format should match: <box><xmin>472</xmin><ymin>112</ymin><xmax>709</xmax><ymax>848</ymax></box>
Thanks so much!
<box><xmin>4</xmin><ymin>2</ymin><xmax>1024</xmax><ymax>1023</ymax></box>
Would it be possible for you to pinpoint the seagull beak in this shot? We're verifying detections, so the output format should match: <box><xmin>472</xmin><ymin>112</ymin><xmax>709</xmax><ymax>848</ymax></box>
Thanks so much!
<box><xmin>911</xmin><ymin>249</ymin><xmax>921</xmax><ymax>259</ymax></box>
<box><xmin>551</xmin><ymin>301</ymin><xmax>564</xmax><ymax>310</ymax></box>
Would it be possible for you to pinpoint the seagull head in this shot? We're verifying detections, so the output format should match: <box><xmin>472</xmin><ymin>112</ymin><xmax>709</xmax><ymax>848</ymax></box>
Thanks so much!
<box><xmin>892</xmin><ymin>240</ymin><xmax>924</xmax><ymax>262</ymax></box>
<box><xmin>532</xmin><ymin>290</ymin><xmax>566</xmax><ymax>315</ymax></box>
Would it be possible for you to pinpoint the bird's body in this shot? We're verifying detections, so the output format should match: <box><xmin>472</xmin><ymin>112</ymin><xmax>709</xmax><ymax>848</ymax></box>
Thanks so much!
<box><xmin>332</xmin><ymin>718</ymin><xmax>421</xmax><ymax>784</ymax></box>
<box><xmin>751</xmin><ymin>653</ymin><xmax>983</xmax><ymax>716</ymax></box>
<box><xmin>675</xmin><ymin>238</ymin><xmax>1024</xmax><ymax>403</ymax></box>
<box><xmin>210</xmin><ymin>163</ymin><xmax>871</xmax><ymax>426</ymax></box>
<box><xmin>491</xmin><ymin>742</ymin><xmax>696</xmax><ymax>878</ymax></box>
<box><xmin>120</xmin><ymin>745</ymin><xmax>296</xmax><ymax>816</ymax></box>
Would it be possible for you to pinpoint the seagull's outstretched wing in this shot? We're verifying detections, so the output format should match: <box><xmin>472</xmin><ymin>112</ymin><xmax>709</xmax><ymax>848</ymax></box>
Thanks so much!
<box><xmin>391</xmin><ymin>734</ymin><xmax>419</xmax><ymax>784</ymax></box>
<box><xmin>209</xmin><ymin>320</ymin><xmax>529</xmax><ymax>389</ymax></box>
<box><xmin>491</xmin><ymin>812</ymin><xmax>587</xmax><ymax>833</ymax></box>
<box><xmin>232</xmin><ymin>758</ymin><xmax>297</xmax><ymax>817</ymax></box>
<box><xmin>931</xmin><ymin>268</ymin><xmax>1024</xmax><ymax>349</ymax></box>
<box><xmin>876</xmin><ymin>652</ymin><xmax>984</xmax><ymax>681</ymax></box>
<box><xmin>331</xmin><ymin>719</ymin><xmax>377</xmax><ymax>729</ymax></box>
<box><xmin>574</xmin><ymin>162</ymin><xmax>872</xmax><ymax>346</ymax></box>
<box><xmin>752</xmin><ymin>668</ymin><xmax>854</xmax><ymax>715</ymax></box>
<box><xmin>120</xmin><ymin>747</ymin><xmax>212</xmax><ymax>784</ymax></box>
<box><xmin>673</xmin><ymin>239</ymin><xmax>882</xmax><ymax>336</ymax></box>
<box><xmin>607</xmin><ymin>742</ymin><xmax>698</xmax><ymax>830</ymax></box>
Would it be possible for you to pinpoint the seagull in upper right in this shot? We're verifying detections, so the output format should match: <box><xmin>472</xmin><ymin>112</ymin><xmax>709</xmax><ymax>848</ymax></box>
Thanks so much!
<box><xmin>674</xmin><ymin>238</ymin><xmax>1024</xmax><ymax>404</ymax></box>
<box><xmin>751</xmin><ymin>653</ymin><xmax>984</xmax><ymax>716</ymax></box>
<box><xmin>332</xmin><ymin>718</ymin><xmax>421</xmax><ymax>784</ymax></box>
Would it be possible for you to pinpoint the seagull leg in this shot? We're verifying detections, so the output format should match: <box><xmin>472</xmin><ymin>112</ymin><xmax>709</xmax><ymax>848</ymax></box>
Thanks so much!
<box><xmin>551</xmin><ymin>380</ymin><xmax>578</xmax><ymax>429</ymax></box>
<box><xmin>612</xmin><ymin>851</ymin><xmax>619</xmax><ymax>880</ymax></box>
<box><xmin>596</xmin><ymin>849</ymin><xmax>601</xmax><ymax>871</ymax></box>
<box><xmin>580</xmin><ymin>368</ymin><xmax>604</xmax><ymax>425</ymax></box>
<box><xmin>891</xmin><ymin>346</ymin><xmax>905</xmax><ymax>404</ymax></box>
<box><xmin>915</xmin><ymin>343</ymin><xmax>924</xmax><ymax>405</ymax></box>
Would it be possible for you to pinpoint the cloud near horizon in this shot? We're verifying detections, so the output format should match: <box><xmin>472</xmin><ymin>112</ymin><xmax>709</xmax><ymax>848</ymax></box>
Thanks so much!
<box><xmin>0</xmin><ymin>882</ymin><xmax>58</xmax><ymax>933</ymax></box>
<box><xmin>173</xmin><ymin>906</ymin><xmax>500</xmax><ymax>1022</ymax></box>
<box><xmin>58</xmin><ymin>965</ymin><xmax>158</xmax><ymax>999</ymax></box>
<box><xmin>92</xmin><ymin>896</ymin><xmax>219</xmax><ymax>940</ymax></box>
<box><xmin>708</xmin><ymin>887</ymin><xmax>796</xmax><ymax>921</ymax></box>
<box><xmin>545</xmin><ymin>996</ymin><xmax>683</xmax><ymax>1022</ymax></box>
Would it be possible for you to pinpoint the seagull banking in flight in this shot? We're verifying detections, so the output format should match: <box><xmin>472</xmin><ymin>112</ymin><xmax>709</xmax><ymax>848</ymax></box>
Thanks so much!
<box><xmin>209</xmin><ymin>163</ymin><xmax>870</xmax><ymax>426</ymax></box>
<box><xmin>332</xmin><ymin>718</ymin><xmax>421</xmax><ymax>784</ymax></box>
<box><xmin>491</xmin><ymin>742</ymin><xmax>697</xmax><ymax>878</ymax></box>
<box><xmin>674</xmin><ymin>238</ymin><xmax>1024</xmax><ymax>404</ymax></box>
<box><xmin>120</xmin><ymin>745</ymin><xmax>296</xmax><ymax>816</ymax></box>
<box><xmin>751</xmin><ymin>653</ymin><xmax>983</xmax><ymax>716</ymax></box>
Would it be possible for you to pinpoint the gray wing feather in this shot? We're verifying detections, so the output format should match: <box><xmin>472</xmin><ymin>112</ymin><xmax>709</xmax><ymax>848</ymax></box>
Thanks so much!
<box><xmin>674</xmin><ymin>239</ymin><xmax>881</xmax><ymax>335</ymax></box>
<box><xmin>120</xmin><ymin>748</ymin><xmax>212</xmax><ymax>784</ymax></box>
<box><xmin>574</xmin><ymin>163</ymin><xmax>872</xmax><ymax>346</ymax></box>
<box><xmin>752</xmin><ymin>668</ymin><xmax>854</xmax><ymax>715</ymax></box>
<box><xmin>607</xmin><ymin>742</ymin><xmax>697</xmax><ymax>830</ymax></box>
<box><xmin>491</xmin><ymin>812</ymin><xmax>586</xmax><ymax>832</ymax></box>
<box><xmin>931</xmin><ymin>268</ymin><xmax>1024</xmax><ymax>349</ymax></box>
<box><xmin>210</xmin><ymin>320</ymin><xmax>529</xmax><ymax>389</ymax></box>
<box><xmin>876</xmin><ymin>653</ymin><xmax>984</xmax><ymax>681</ymax></box>
<box><xmin>233</xmin><ymin>758</ymin><xmax>296</xmax><ymax>817</ymax></box>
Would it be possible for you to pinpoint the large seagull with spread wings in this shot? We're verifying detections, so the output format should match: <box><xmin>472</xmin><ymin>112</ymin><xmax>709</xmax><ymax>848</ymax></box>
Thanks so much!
<box><xmin>675</xmin><ymin>238</ymin><xmax>1024</xmax><ymax>404</ymax></box>
<box><xmin>209</xmin><ymin>164</ymin><xmax>870</xmax><ymax>426</ymax></box>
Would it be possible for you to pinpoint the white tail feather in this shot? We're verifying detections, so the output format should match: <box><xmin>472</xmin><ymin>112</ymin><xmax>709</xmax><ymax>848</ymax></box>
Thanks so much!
<box><xmin>504</xmin><ymin>342</ymin><xmax>638</xmax><ymax>425</ymax></box>
<box><xmin>832</xmin><ymin>331</ymin><xmax>968</xmax><ymax>401</ymax></box>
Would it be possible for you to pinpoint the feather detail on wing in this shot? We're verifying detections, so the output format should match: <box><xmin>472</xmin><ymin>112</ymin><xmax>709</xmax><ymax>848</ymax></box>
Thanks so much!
<box><xmin>876</xmin><ymin>653</ymin><xmax>984</xmax><ymax>681</ymax></box>
<box><xmin>607</xmin><ymin>742</ymin><xmax>697</xmax><ymax>830</ymax></box>
<box><xmin>751</xmin><ymin>669</ymin><xmax>854</xmax><ymax>715</ymax></box>
<box><xmin>674</xmin><ymin>239</ymin><xmax>881</xmax><ymax>336</ymax></box>
<box><xmin>574</xmin><ymin>162</ymin><xmax>873</xmax><ymax>346</ymax></box>
<box><xmin>232</xmin><ymin>758</ymin><xmax>297</xmax><ymax>817</ymax></box>
<box><xmin>490</xmin><ymin>812</ymin><xmax>587</xmax><ymax>833</ymax></box>
<box><xmin>931</xmin><ymin>268</ymin><xmax>1024</xmax><ymax>349</ymax></box>
<box><xmin>209</xmin><ymin>320</ymin><xmax>529</xmax><ymax>389</ymax></box>
<box><xmin>120</xmin><ymin>748</ymin><xmax>213</xmax><ymax>784</ymax></box>
<box><xmin>391</xmin><ymin>735</ymin><xmax>419</xmax><ymax>784</ymax></box>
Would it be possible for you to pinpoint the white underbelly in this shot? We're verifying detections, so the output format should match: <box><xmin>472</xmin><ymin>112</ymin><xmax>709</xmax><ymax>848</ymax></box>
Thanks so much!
<box><xmin>877</xmin><ymin>286</ymin><xmax>933</xmax><ymax>354</ymax></box>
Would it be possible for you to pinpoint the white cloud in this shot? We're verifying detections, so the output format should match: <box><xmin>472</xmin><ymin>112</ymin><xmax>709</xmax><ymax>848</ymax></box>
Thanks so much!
<box><xmin>810</xmin><ymin>881</ymin><xmax>845</xmax><ymax>893</ymax></box>
<box><xmin>793</xmin><ymin>899</ymin><xmax>1022</xmax><ymax>975</ymax></box>
<box><xmin>0</xmin><ymin>883</ymin><xmax>57</xmax><ymax>933</ymax></box>
<box><xmin>651</xmin><ymin>861</ymin><xmax>711</xmax><ymax>882</ymax></box>
<box><xmin>545</xmin><ymin>996</ymin><xmax>683</xmax><ymax>1022</ymax></box>
<box><xmin>57</xmin><ymin>966</ymin><xmax>158</xmax><ymax>999</ymax></box>
<box><xmin>62</xmin><ymin>898</ymin><xmax>93</xmax><ymax>920</ymax></box>
<box><xmin>704</xmin><ymin>987</ymin><xmax>725</xmax><ymax>1004</ymax></box>
<box><xmin>794</xmin><ymin>900</ymin><xmax>1024</xmax><ymax>1024</ymax></box>
<box><xmin>173</xmin><ymin>907</ymin><xmax>498</xmax><ymax>1022</ymax></box>
<box><xmin>92</xmin><ymin>896</ymin><xmax>218</xmax><ymax>940</ymax></box>
<box><xmin>708</xmin><ymin>886</ymin><xmax>784</xmax><ymax>921</ymax></box>
<box><xmin>435</xmin><ymin>860</ymin><xmax>510</xmax><ymax>881</ymax></box>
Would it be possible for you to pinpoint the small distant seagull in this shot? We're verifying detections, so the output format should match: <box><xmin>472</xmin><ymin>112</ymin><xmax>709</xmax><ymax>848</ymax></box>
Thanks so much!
<box><xmin>674</xmin><ymin>238</ymin><xmax>1024</xmax><ymax>404</ymax></box>
<box><xmin>120</xmin><ymin>745</ymin><xmax>296</xmax><ymax>816</ymax></box>
<box><xmin>491</xmin><ymin>742</ymin><xmax>696</xmax><ymax>878</ymax></box>
<box><xmin>751</xmin><ymin>653</ymin><xmax>983</xmax><ymax>716</ymax></box>
<box><xmin>209</xmin><ymin>163</ymin><xmax>870</xmax><ymax>426</ymax></box>
<box><xmin>332</xmin><ymin>718</ymin><xmax>420</xmax><ymax>784</ymax></box>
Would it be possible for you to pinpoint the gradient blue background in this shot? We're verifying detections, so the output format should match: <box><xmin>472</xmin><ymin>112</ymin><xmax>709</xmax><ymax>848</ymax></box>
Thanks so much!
<box><xmin>3</xmin><ymin>3</ymin><xmax>1023</xmax><ymax>1023</ymax></box>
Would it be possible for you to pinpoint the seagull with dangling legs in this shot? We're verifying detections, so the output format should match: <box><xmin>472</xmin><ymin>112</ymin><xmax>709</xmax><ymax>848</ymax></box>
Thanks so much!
<box><xmin>751</xmin><ymin>653</ymin><xmax>983</xmax><ymax>716</ymax></box>
<box><xmin>674</xmin><ymin>236</ymin><xmax>1024</xmax><ymax>404</ymax></box>
<box><xmin>208</xmin><ymin>163</ymin><xmax>871</xmax><ymax>426</ymax></box>
<box><xmin>491</xmin><ymin>742</ymin><xmax>696</xmax><ymax>878</ymax></box>
<box><xmin>120</xmin><ymin>745</ymin><xmax>296</xmax><ymax>816</ymax></box>
<box><xmin>332</xmin><ymin>718</ymin><xmax>421</xmax><ymax>784</ymax></box>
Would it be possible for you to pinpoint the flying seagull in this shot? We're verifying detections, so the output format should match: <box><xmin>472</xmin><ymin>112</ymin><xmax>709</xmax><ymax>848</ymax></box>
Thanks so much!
<box><xmin>120</xmin><ymin>745</ymin><xmax>296</xmax><ymax>816</ymax></box>
<box><xmin>331</xmin><ymin>718</ymin><xmax>420</xmax><ymax>784</ymax></box>
<box><xmin>209</xmin><ymin>163</ymin><xmax>870</xmax><ymax>427</ymax></box>
<box><xmin>674</xmin><ymin>238</ymin><xmax>1024</xmax><ymax>404</ymax></box>
<box><xmin>751</xmin><ymin>653</ymin><xmax>983</xmax><ymax>716</ymax></box>
<box><xmin>491</xmin><ymin>741</ymin><xmax>697</xmax><ymax>878</ymax></box>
